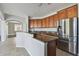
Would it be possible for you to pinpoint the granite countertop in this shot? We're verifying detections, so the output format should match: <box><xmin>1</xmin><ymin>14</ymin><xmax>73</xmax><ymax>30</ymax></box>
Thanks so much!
<box><xmin>34</xmin><ymin>33</ymin><xmax>58</xmax><ymax>42</ymax></box>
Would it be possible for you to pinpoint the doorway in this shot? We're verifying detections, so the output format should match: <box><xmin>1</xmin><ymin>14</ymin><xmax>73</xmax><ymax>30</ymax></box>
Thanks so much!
<box><xmin>6</xmin><ymin>20</ymin><xmax>23</xmax><ymax>38</ymax></box>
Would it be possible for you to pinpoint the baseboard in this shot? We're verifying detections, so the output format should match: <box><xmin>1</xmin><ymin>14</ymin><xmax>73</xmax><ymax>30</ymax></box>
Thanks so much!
<box><xmin>8</xmin><ymin>34</ymin><xmax>16</xmax><ymax>38</ymax></box>
<box><xmin>16</xmin><ymin>45</ymin><xmax>24</xmax><ymax>47</ymax></box>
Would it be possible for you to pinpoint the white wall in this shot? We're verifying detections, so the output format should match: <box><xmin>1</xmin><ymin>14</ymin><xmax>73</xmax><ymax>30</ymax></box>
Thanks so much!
<box><xmin>0</xmin><ymin>9</ymin><xmax>29</xmax><ymax>41</ymax></box>
<box><xmin>0</xmin><ymin>10</ymin><xmax>4</xmax><ymax>36</ymax></box>
<box><xmin>0</xmin><ymin>10</ymin><xmax>6</xmax><ymax>41</ymax></box>
<box><xmin>8</xmin><ymin>22</ymin><xmax>15</xmax><ymax>35</ymax></box>
<box><xmin>0</xmin><ymin>11</ymin><xmax>4</xmax><ymax>20</ymax></box>
<box><xmin>26</xmin><ymin>17</ymin><xmax>29</xmax><ymax>32</ymax></box>
<box><xmin>1</xmin><ymin>20</ymin><xmax>7</xmax><ymax>41</ymax></box>
<box><xmin>0</xmin><ymin>21</ymin><xmax>1</xmax><ymax>36</ymax></box>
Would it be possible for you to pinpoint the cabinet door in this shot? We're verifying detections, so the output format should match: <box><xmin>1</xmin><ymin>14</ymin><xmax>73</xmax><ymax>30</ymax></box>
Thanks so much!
<box><xmin>33</xmin><ymin>20</ymin><xmax>37</xmax><ymax>28</ymax></box>
<box><xmin>41</xmin><ymin>19</ymin><xmax>44</xmax><ymax>28</ymax></box>
<box><xmin>42</xmin><ymin>19</ymin><xmax>46</xmax><ymax>28</ymax></box>
<box><xmin>47</xmin><ymin>40</ymin><xmax>56</xmax><ymax>56</ymax></box>
<box><xmin>49</xmin><ymin>16</ymin><xmax>54</xmax><ymax>28</ymax></box>
<box><xmin>45</xmin><ymin>17</ymin><xmax>50</xmax><ymax>28</ymax></box>
<box><xmin>67</xmin><ymin>5</ymin><xmax>77</xmax><ymax>18</ymax></box>
<box><xmin>58</xmin><ymin>9</ymin><xmax>67</xmax><ymax>20</ymax></box>
<box><xmin>53</xmin><ymin>14</ymin><xmax>58</xmax><ymax>28</ymax></box>
<box><xmin>29</xmin><ymin>20</ymin><xmax>34</xmax><ymax>28</ymax></box>
<box><xmin>37</xmin><ymin>20</ymin><xmax>42</xmax><ymax>28</ymax></box>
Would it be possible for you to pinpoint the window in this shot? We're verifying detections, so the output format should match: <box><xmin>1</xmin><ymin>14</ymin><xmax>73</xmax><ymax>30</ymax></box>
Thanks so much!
<box><xmin>14</xmin><ymin>24</ymin><xmax>22</xmax><ymax>31</ymax></box>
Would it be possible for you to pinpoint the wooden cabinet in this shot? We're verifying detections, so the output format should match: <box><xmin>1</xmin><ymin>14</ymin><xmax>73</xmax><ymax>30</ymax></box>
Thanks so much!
<box><xmin>29</xmin><ymin>19</ymin><xmax>38</xmax><ymax>28</ymax></box>
<box><xmin>29</xmin><ymin>20</ymin><xmax>34</xmax><ymax>28</ymax></box>
<box><xmin>49</xmin><ymin>14</ymin><xmax>58</xmax><ymax>28</ymax></box>
<box><xmin>42</xmin><ymin>19</ymin><xmax>46</xmax><ymax>28</ymax></box>
<box><xmin>45</xmin><ymin>17</ymin><xmax>49</xmax><ymax>27</ymax></box>
<box><xmin>47</xmin><ymin>40</ymin><xmax>56</xmax><ymax>56</ymax></box>
<box><xmin>58</xmin><ymin>9</ymin><xmax>67</xmax><ymax>20</ymax></box>
<box><xmin>29</xmin><ymin>5</ymin><xmax>77</xmax><ymax>29</ymax></box>
<box><xmin>58</xmin><ymin>5</ymin><xmax>77</xmax><ymax>19</ymax></box>
<box><xmin>49</xmin><ymin>16</ymin><xmax>54</xmax><ymax>27</ymax></box>
<box><xmin>33</xmin><ymin>20</ymin><xmax>38</xmax><ymax>28</ymax></box>
<box><xmin>67</xmin><ymin>5</ymin><xmax>77</xmax><ymax>18</ymax></box>
<box><xmin>37</xmin><ymin>19</ymin><xmax>42</xmax><ymax>28</ymax></box>
<box><xmin>29</xmin><ymin>19</ymin><xmax>42</xmax><ymax>28</ymax></box>
<box><xmin>42</xmin><ymin>17</ymin><xmax>50</xmax><ymax>28</ymax></box>
<box><xmin>53</xmin><ymin>14</ymin><xmax>58</xmax><ymax>27</ymax></box>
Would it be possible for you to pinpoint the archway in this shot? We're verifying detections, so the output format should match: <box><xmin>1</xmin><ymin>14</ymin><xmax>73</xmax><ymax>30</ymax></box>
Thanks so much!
<box><xmin>6</xmin><ymin>20</ymin><xmax>23</xmax><ymax>38</ymax></box>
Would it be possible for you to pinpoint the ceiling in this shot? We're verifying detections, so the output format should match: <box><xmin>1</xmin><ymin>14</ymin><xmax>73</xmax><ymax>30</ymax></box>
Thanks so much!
<box><xmin>0</xmin><ymin>3</ymin><xmax>75</xmax><ymax>18</ymax></box>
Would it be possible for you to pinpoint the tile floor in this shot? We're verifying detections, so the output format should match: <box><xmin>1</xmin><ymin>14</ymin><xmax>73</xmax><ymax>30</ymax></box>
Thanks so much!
<box><xmin>56</xmin><ymin>48</ymin><xmax>73</xmax><ymax>56</ymax></box>
<box><xmin>0</xmin><ymin>37</ymin><xmax>72</xmax><ymax>56</ymax></box>
<box><xmin>0</xmin><ymin>37</ymin><xmax>30</xmax><ymax>56</ymax></box>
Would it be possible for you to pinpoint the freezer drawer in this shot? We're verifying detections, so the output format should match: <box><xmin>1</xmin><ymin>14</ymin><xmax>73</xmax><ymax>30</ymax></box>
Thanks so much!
<box><xmin>68</xmin><ymin>36</ymin><xmax>77</xmax><ymax>55</ymax></box>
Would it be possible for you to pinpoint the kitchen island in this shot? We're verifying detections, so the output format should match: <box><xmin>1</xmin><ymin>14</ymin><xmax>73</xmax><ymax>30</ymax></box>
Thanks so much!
<box><xmin>16</xmin><ymin>31</ymin><xmax>58</xmax><ymax>56</ymax></box>
<box><xmin>34</xmin><ymin>33</ymin><xmax>58</xmax><ymax>56</ymax></box>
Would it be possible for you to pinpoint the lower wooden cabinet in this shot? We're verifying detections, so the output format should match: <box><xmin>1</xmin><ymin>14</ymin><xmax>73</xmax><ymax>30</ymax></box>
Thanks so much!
<box><xmin>47</xmin><ymin>40</ymin><xmax>56</xmax><ymax>56</ymax></box>
<box><xmin>34</xmin><ymin>33</ymin><xmax>57</xmax><ymax>56</ymax></box>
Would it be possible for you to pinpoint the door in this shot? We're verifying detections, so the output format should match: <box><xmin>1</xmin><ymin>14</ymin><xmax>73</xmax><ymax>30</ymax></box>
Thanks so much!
<box><xmin>68</xmin><ymin>17</ymin><xmax>77</xmax><ymax>55</ymax></box>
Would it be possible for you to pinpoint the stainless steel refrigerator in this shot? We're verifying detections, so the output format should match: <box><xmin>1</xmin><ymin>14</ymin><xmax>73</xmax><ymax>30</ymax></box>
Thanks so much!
<box><xmin>68</xmin><ymin>17</ymin><xmax>78</xmax><ymax>55</ymax></box>
<box><xmin>59</xmin><ymin>17</ymin><xmax>78</xmax><ymax>55</ymax></box>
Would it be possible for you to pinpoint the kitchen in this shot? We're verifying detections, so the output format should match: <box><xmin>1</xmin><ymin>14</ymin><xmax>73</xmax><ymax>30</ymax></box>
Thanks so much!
<box><xmin>16</xmin><ymin>4</ymin><xmax>79</xmax><ymax>56</ymax></box>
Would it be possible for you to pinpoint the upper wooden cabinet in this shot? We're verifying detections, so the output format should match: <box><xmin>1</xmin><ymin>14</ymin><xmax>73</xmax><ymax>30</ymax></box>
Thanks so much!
<box><xmin>53</xmin><ymin>14</ymin><xmax>58</xmax><ymax>27</ymax></box>
<box><xmin>49</xmin><ymin>16</ymin><xmax>54</xmax><ymax>27</ymax></box>
<box><xmin>58</xmin><ymin>9</ymin><xmax>67</xmax><ymax>20</ymax></box>
<box><xmin>42</xmin><ymin>18</ymin><xmax>46</xmax><ymax>28</ymax></box>
<box><xmin>45</xmin><ymin>17</ymin><xmax>49</xmax><ymax>27</ymax></box>
<box><xmin>66</xmin><ymin>5</ymin><xmax>77</xmax><ymax>18</ymax></box>
<box><xmin>37</xmin><ymin>19</ymin><xmax>42</xmax><ymax>28</ymax></box>
<box><xmin>53</xmin><ymin>14</ymin><xmax>58</xmax><ymax>21</ymax></box>
<box><xmin>29</xmin><ymin>5</ymin><xmax>77</xmax><ymax>29</ymax></box>
<box><xmin>29</xmin><ymin>20</ymin><xmax>34</xmax><ymax>28</ymax></box>
<box><xmin>33</xmin><ymin>19</ymin><xmax>38</xmax><ymax>28</ymax></box>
